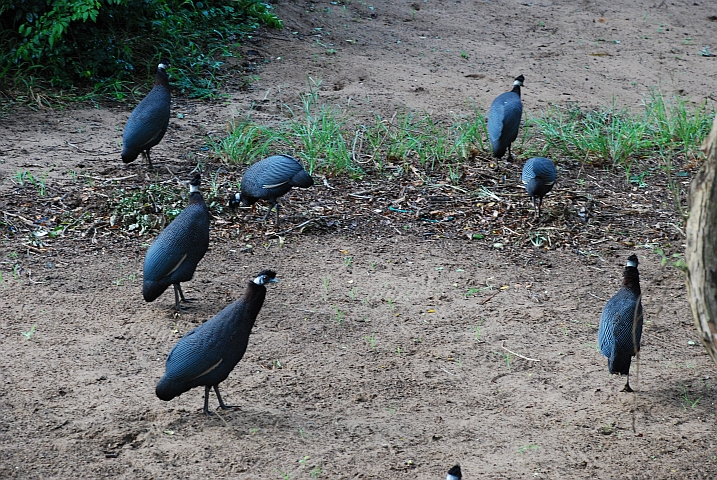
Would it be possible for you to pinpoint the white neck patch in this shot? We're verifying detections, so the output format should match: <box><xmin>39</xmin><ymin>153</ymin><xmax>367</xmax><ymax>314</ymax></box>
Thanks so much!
<box><xmin>158</xmin><ymin>63</ymin><xmax>167</xmax><ymax>70</ymax></box>
<box><xmin>253</xmin><ymin>275</ymin><xmax>264</xmax><ymax>285</ymax></box>
<box><xmin>189</xmin><ymin>184</ymin><xmax>200</xmax><ymax>194</ymax></box>
<box><xmin>513</xmin><ymin>79</ymin><xmax>522</xmax><ymax>86</ymax></box>
<box><xmin>626</xmin><ymin>259</ymin><xmax>638</xmax><ymax>267</ymax></box>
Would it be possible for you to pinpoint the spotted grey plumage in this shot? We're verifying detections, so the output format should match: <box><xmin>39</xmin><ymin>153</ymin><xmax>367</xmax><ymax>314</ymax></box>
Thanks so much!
<box><xmin>229</xmin><ymin>154</ymin><xmax>314</xmax><ymax>226</ymax></box>
<box><xmin>522</xmin><ymin>156</ymin><xmax>556</xmax><ymax>217</ymax></box>
<box><xmin>142</xmin><ymin>175</ymin><xmax>209</xmax><ymax>311</ymax></box>
<box><xmin>156</xmin><ymin>270</ymin><xmax>278</xmax><ymax>415</ymax></box>
<box><xmin>487</xmin><ymin>75</ymin><xmax>524</xmax><ymax>159</ymax></box>
<box><xmin>121</xmin><ymin>60</ymin><xmax>171</xmax><ymax>168</ymax></box>
<box><xmin>597</xmin><ymin>254</ymin><xmax>643</xmax><ymax>392</ymax></box>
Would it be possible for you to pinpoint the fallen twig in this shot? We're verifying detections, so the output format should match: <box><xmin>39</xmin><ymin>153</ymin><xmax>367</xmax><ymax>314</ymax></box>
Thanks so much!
<box><xmin>265</xmin><ymin>218</ymin><xmax>318</xmax><ymax>237</ymax></box>
<box><xmin>501</xmin><ymin>341</ymin><xmax>539</xmax><ymax>362</ymax></box>
<box><xmin>480</xmin><ymin>292</ymin><xmax>499</xmax><ymax>305</ymax></box>
<box><xmin>3</xmin><ymin>211</ymin><xmax>36</xmax><ymax>227</ymax></box>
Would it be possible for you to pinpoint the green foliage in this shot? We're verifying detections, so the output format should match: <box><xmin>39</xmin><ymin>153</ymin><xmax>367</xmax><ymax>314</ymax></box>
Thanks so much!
<box><xmin>109</xmin><ymin>183</ymin><xmax>186</xmax><ymax>235</ymax></box>
<box><xmin>1</xmin><ymin>0</ymin><xmax>282</xmax><ymax>97</ymax></box>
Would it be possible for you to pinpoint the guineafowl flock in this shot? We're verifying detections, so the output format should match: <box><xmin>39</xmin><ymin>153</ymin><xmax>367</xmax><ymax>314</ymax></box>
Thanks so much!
<box><xmin>116</xmin><ymin>62</ymin><xmax>647</xmax><ymax>476</ymax></box>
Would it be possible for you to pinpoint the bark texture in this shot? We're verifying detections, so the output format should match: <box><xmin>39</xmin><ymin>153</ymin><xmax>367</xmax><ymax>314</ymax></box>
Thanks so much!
<box><xmin>686</xmin><ymin>116</ymin><xmax>717</xmax><ymax>366</ymax></box>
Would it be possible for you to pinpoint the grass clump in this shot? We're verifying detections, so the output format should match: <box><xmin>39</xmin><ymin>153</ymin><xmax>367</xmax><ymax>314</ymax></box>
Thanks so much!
<box><xmin>216</xmin><ymin>83</ymin><xmax>488</xmax><ymax>177</ymax></box>
<box><xmin>216</xmin><ymin>83</ymin><xmax>711</xmax><ymax>196</ymax></box>
<box><xmin>529</xmin><ymin>91</ymin><xmax>714</xmax><ymax>172</ymax></box>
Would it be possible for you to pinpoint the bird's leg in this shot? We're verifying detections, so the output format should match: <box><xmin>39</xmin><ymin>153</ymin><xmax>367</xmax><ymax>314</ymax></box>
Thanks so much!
<box><xmin>507</xmin><ymin>145</ymin><xmax>513</xmax><ymax>161</ymax></box>
<box><xmin>260</xmin><ymin>202</ymin><xmax>275</xmax><ymax>223</ymax></box>
<box><xmin>621</xmin><ymin>376</ymin><xmax>634</xmax><ymax>393</ymax></box>
<box><xmin>213</xmin><ymin>385</ymin><xmax>239</xmax><ymax>410</ymax></box>
<box><xmin>203</xmin><ymin>386</ymin><xmax>212</xmax><ymax>416</ymax></box>
<box><xmin>173</xmin><ymin>284</ymin><xmax>192</xmax><ymax>311</ymax></box>
<box><xmin>536</xmin><ymin>198</ymin><xmax>542</xmax><ymax>218</ymax></box>
<box><xmin>274</xmin><ymin>202</ymin><xmax>281</xmax><ymax>227</ymax></box>
<box><xmin>143</xmin><ymin>150</ymin><xmax>154</xmax><ymax>169</ymax></box>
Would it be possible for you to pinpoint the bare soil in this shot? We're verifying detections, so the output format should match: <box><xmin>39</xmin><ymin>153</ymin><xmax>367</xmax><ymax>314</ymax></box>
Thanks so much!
<box><xmin>1</xmin><ymin>1</ymin><xmax>717</xmax><ymax>478</ymax></box>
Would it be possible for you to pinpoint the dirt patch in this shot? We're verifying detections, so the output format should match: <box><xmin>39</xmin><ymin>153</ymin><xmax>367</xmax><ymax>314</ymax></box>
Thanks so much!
<box><xmin>1</xmin><ymin>1</ymin><xmax>716</xmax><ymax>479</ymax></box>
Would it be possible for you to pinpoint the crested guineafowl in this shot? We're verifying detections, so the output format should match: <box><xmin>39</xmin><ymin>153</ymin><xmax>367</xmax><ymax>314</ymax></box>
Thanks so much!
<box><xmin>229</xmin><ymin>154</ymin><xmax>314</xmax><ymax>226</ymax></box>
<box><xmin>487</xmin><ymin>75</ymin><xmax>524</xmax><ymax>160</ymax></box>
<box><xmin>121</xmin><ymin>60</ymin><xmax>171</xmax><ymax>168</ymax></box>
<box><xmin>143</xmin><ymin>174</ymin><xmax>209</xmax><ymax>311</ymax></box>
<box><xmin>597</xmin><ymin>254</ymin><xmax>643</xmax><ymax>392</ymax></box>
<box><xmin>447</xmin><ymin>464</ymin><xmax>462</xmax><ymax>480</ymax></box>
<box><xmin>522</xmin><ymin>157</ymin><xmax>556</xmax><ymax>217</ymax></box>
<box><xmin>156</xmin><ymin>270</ymin><xmax>279</xmax><ymax>415</ymax></box>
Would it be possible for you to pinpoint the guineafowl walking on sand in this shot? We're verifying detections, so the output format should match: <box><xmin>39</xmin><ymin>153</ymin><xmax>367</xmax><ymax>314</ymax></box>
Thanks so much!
<box><xmin>522</xmin><ymin>157</ymin><xmax>556</xmax><ymax>217</ymax></box>
<box><xmin>488</xmin><ymin>75</ymin><xmax>524</xmax><ymax>159</ymax></box>
<box><xmin>598</xmin><ymin>254</ymin><xmax>643</xmax><ymax>392</ymax></box>
<box><xmin>143</xmin><ymin>175</ymin><xmax>209</xmax><ymax>311</ymax></box>
<box><xmin>121</xmin><ymin>60</ymin><xmax>171</xmax><ymax>168</ymax></box>
<box><xmin>446</xmin><ymin>464</ymin><xmax>462</xmax><ymax>480</ymax></box>
<box><xmin>156</xmin><ymin>270</ymin><xmax>279</xmax><ymax>415</ymax></box>
<box><xmin>229</xmin><ymin>154</ymin><xmax>314</xmax><ymax>226</ymax></box>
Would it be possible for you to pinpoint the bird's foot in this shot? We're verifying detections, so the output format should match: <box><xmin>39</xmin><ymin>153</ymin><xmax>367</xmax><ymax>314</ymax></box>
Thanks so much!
<box><xmin>621</xmin><ymin>382</ymin><xmax>634</xmax><ymax>393</ymax></box>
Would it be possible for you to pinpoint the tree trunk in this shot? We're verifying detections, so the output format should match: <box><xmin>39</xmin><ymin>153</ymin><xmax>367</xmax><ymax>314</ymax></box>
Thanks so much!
<box><xmin>686</xmin><ymin>116</ymin><xmax>717</xmax><ymax>367</ymax></box>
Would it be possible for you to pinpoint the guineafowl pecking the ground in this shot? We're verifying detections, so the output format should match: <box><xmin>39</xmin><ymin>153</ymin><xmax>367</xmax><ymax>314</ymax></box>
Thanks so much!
<box><xmin>446</xmin><ymin>464</ymin><xmax>462</xmax><ymax>480</ymax></box>
<box><xmin>121</xmin><ymin>60</ymin><xmax>171</xmax><ymax>168</ymax></box>
<box><xmin>229</xmin><ymin>154</ymin><xmax>314</xmax><ymax>226</ymax></box>
<box><xmin>156</xmin><ymin>270</ymin><xmax>279</xmax><ymax>415</ymax></box>
<box><xmin>487</xmin><ymin>75</ymin><xmax>524</xmax><ymax>160</ymax></box>
<box><xmin>597</xmin><ymin>254</ymin><xmax>643</xmax><ymax>392</ymax></box>
<box><xmin>522</xmin><ymin>157</ymin><xmax>556</xmax><ymax>217</ymax></box>
<box><xmin>143</xmin><ymin>174</ymin><xmax>209</xmax><ymax>311</ymax></box>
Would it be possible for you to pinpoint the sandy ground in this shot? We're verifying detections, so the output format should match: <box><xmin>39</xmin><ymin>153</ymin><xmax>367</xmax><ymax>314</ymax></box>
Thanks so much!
<box><xmin>1</xmin><ymin>1</ymin><xmax>716</xmax><ymax>478</ymax></box>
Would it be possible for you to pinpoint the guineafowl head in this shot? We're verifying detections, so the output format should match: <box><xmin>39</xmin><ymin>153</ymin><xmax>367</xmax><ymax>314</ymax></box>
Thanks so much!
<box><xmin>156</xmin><ymin>59</ymin><xmax>171</xmax><ymax>84</ymax></box>
<box><xmin>228</xmin><ymin>192</ymin><xmax>248</xmax><ymax>210</ymax></box>
<box><xmin>189</xmin><ymin>174</ymin><xmax>201</xmax><ymax>193</ymax></box>
<box><xmin>626</xmin><ymin>254</ymin><xmax>639</xmax><ymax>268</ymax></box>
<box><xmin>253</xmin><ymin>270</ymin><xmax>279</xmax><ymax>285</ymax></box>
<box><xmin>513</xmin><ymin>74</ymin><xmax>525</xmax><ymax>86</ymax></box>
<box><xmin>447</xmin><ymin>464</ymin><xmax>462</xmax><ymax>480</ymax></box>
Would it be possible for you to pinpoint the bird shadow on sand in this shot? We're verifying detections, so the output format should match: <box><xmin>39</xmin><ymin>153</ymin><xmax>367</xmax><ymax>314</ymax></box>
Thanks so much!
<box><xmin>632</xmin><ymin>378</ymin><xmax>716</xmax><ymax>413</ymax></box>
<box><xmin>163</xmin><ymin>403</ymin><xmax>297</xmax><ymax>435</ymax></box>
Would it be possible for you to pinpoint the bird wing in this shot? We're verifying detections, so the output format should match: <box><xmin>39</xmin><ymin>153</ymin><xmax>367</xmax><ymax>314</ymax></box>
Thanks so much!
<box><xmin>143</xmin><ymin>203</ymin><xmax>209</xmax><ymax>283</ymax></box>
<box><xmin>499</xmin><ymin>98</ymin><xmax>522</xmax><ymax>143</ymax></box>
<box><xmin>597</xmin><ymin>307</ymin><xmax>615</xmax><ymax>358</ymax></box>
<box><xmin>262</xmin><ymin>180</ymin><xmax>290</xmax><ymax>189</ymax></box>
<box><xmin>521</xmin><ymin>158</ymin><xmax>537</xmax><ymax>184</ymax></box>
<box><xmin>612</xmin><ymin>299</ymin><xmax>643</xmax><ymax>354</ymax></box>
<box><xmin>532</xmin><ymin>159</ymin><xmax>556</xmax><ymax>185</ymax></box>
<box><xmin>257</xmin><ymin>159</ymin><xmax>304</xmax><ymax>187</ymax></box>
<box><xmin>163</xmin><ymin>329</ymin><xmax>225</xmax><ymax>382</ymax></box>
<box><xmin>123</xmin><ymin>87</ymin><xmax>171</xmax><ymax>151</ymax></box>
<box><xmin>487</xmin><ymin>99</ymin><xmax>506</xmax><ymax>143</ymax></box>
<box><xmin>598</xmin><ymin>290</ymin><xmax>642</xmax><ymax>358</ymax></box>
<box><xmin>144</xmin><ymin>242</ymin><xmax>188</xmax><ymax>282</ymax></box>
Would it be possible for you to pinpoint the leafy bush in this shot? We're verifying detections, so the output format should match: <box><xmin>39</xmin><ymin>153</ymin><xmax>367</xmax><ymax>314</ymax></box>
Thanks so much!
<box><xmin>0</xmin><ymin>0</ymin><xmax>282</xmax><ymax>97</ymax></box>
